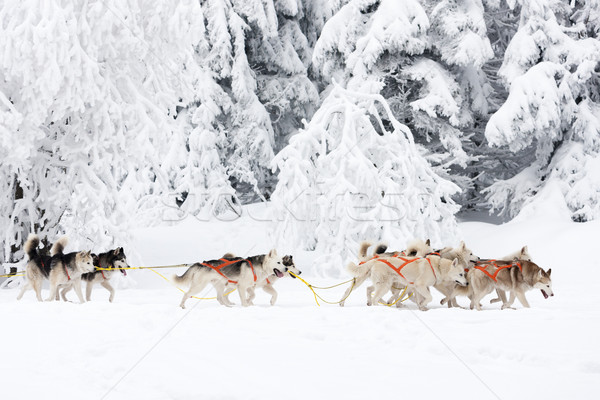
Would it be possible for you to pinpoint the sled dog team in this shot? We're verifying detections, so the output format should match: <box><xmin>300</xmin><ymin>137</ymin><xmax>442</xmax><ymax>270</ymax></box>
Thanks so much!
<box><xmin>15</xmin><ymin>233</ymin><xmax>553</xmax><ymax>310</ymax></box>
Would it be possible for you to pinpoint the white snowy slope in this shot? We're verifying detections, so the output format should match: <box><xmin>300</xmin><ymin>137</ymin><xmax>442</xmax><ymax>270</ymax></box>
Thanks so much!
<box><xmin>1</xmin><ymin>202</ymin><xmax>598</xmax><ymax>400</ymax></box>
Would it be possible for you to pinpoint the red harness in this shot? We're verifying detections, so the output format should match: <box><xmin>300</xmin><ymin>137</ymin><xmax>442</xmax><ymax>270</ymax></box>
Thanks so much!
<box><xmin>474</xmin><ymin>260</ymin><xmax>522</xmax><ymax>282</ymax></box>
<box><xmin>362</xmin><ymin>254</ymin><xmax>437</xmax><ymax>284</ymax></box>
<box><xmin>64</xmin><ymin>265</ymin><xmax>71</xmax><ymax>281</ymax></box>
<box><xmin>200</xmin><ymin>258</ymin><xmax>256</xmax><ymax>285</ymax></box>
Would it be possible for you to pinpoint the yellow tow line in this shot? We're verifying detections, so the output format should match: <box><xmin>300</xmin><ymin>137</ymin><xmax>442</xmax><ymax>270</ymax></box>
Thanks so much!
<box><xmin>287</xmin><ymin>270</ymin><xmax>412</xmax><ymax>307</ymax></box>
<box><xmin>95</xmin><ymin>265</ymin><xmax>236</xmax><ymax>300</ymax></box>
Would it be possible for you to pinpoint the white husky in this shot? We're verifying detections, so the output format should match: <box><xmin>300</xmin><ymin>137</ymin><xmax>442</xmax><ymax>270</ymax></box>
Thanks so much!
<box><xmin>339</xmin><ymin>239</ymin><xmax>432</xmax><ymax>307</ymax></box>
<box><xmin>347</xmin><ymin>253</ymin><xmax>468</xmax><ymax>310</ymax></box>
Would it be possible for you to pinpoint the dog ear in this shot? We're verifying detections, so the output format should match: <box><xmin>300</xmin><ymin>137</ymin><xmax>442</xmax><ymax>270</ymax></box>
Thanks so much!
<box><xmin>547</xmin><ymin>268</ymin><xmax>551</xmax><ymax>276</ymax></box>
<box><xmin>268</xmin><ymin>249</ymin><xmax>278</xmax><ymax>258</ymax></box>
<box><xmin>538</xmin><ymin>269</ymin><xmax>543</xmax><ymax>278</ymax></box>
<box><xmin>460</xmin><ymin>241</ymin><xmax>466</xmax><ymax>250</ymax></box>
<box><xmin>113</xmin><ymin>249</ymin><xmax>119</xmax><ymax>256</ymax></box>
<box><xmin>521</xmin><ymin>245</ymin><xmax>528</xmax><ymax>255</ymax></box>
<box><xmin>426</xmin><ymin>239</ymin><xmax>430</xmax><ymax>246</ymax></box>
<box><xmin>451</xmin><ymin>258</ymin><xmax>458</xmax><ymax>266</ymax></box>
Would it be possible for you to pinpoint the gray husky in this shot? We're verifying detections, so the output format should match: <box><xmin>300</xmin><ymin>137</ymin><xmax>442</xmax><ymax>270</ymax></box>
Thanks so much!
<box><xmin>46</xmin><ymin>236</ymin><xmax>95</xmax><ymax>303</ymax></box>
<box><xmin>221</xmin><ymin>254</ymin><xmax>301</xmax><ymax>306</ymax></box>
<box><xmin>59</xmin><ymin>248</ymin><xmax>129</xmax><ymax>302</ymax></box>
<box><xmin>17</xmin><ymin>234</ymin><xmax>94</xmax><ymax>303</ymax></box>
<box><xmin>172</xmin><ymin>249</ymin><xmax>286</xmax><ymax>308</ymax></box>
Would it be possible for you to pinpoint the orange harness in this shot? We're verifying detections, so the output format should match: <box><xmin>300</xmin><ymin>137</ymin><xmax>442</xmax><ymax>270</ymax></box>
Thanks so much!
<box><xmin>201</xmin><ymin>258</ymin><xmax>256</xmax><ymax>285</ymax></box>
<box><xmin>362</xmin><ymin>254</ymin><xmax>437</xmax><ymax>284</ymax></box>
<box><xmin>474</xmin><ymin>260</ymin><xmax>522</xmax><ymax>282</ymax></box>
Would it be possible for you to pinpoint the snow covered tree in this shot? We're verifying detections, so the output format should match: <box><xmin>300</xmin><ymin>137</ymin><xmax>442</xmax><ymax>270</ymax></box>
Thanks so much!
<box><xmin>271</xmin><ymin>84</ymin><xmax>460</xmax><ymax>276</ymax></box>
<box><xmin>310</xmin><ymin>0</ymin><xmax>502</xmax><ymax>208</ymax></box>
<box><xmin>0</xmin><ymin>0</ymin><xmax>209</xmax><ymax>260</ymax></box>
<box><xmin>484</xmin><ymin>0</ymin><xmax>600</xmax><ymax>221</ymax></box>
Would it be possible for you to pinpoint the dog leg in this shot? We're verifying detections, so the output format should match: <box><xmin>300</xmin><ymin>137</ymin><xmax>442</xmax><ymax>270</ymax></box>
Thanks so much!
<box><xmin>262</xmin><ymin>284</ymin><xmax>278</xmax><ymax>306</ymax></box>
<box><xmin>471</xmin><ymin>288</ymin><xmax>490</xmax><ymax>311</ymax></box>
<box><xmin>45</xmin><ymin>280</ymin><xmax>58</xmax><ymax>302</ymax></box>
<box><xmin>366</xmin><ymin>285</ymin><xmax>375</xmax><ymax>305</ymax></box>
<box><xmin>214</xmin><ymin>282</ymin><xmax>234</xmax><ymax>307</ymax></box>
<box><xmin>246</xmin><ymin>287</ymin><xmax>256</xmax><ymax>306</ymax></box>
<box><xmin>101</xmin><ymin>281</ymin><xmax>115</xmax><ymax>302</ymax></box>
<box><xmin>414</xmin><ymin>286</ymin><xmax>432</xmax><ymax>311</ymax></box>
<box><xmin>86</xmin><ymin>280</ymin><xmax>94</xmax><ymax>302</ymax></box>
<box><xmin>180</xmin><ymin>282</ymin><xmax>208</xmax><ymax>309</ymax></box>
<box><xmin>369</xmin><ymin>281</ymin><xmax>393</xmax><ymax>307</ymax></box>
<box><xmin>501</xmin><ymin>291</ymin><xmax>517</xmax><ymax>310</ymax></box>
<box><xmin>339</xmin><ymin>275</ymin><xmax>368</xmax><ymax>307</ymax></box>
<box><xmin>17</xmin><ymin>281</ymin><xmax>31</xmax><ymax>300</ymax></box>
<box><xmin>515</xmin><ymin>290</ymin><xmax>530</xmax><ymax>308</ymax></box>
<box><xmin>490</xmin><ymin>289</ymin><xmax>506</xmax><ymax>304</ymax></box>
<box><xmin>237</xmin><ymin>284</ymin><xmax>251</xmax><ymax>307</ymax></box>
<box><xmin>73</xmin><ymin>280</ymin><xmax>86</xmax><ymax>304</ymax></box>
<box><xmin>33</xmin><ymin>279</ymin><xmax>44</xmax><ymax>302</ymax></box>
<box><xmin>61</xmin><ymin>285</ymin><xmax>72</xmax><ymax>302</ymax></box>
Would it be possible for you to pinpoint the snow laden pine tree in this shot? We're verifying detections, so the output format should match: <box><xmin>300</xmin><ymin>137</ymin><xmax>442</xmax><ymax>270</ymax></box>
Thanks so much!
<box><xmin>271</xmin><ymin>85</ymin><xmax>460</xmax><ymax>276</ymax></box>
<box><xmin>0</xmin><ymin>0</ymin><xmax>207</xmax><ymax>259</ymax></box>
<box><xmin>484</xmin><ymin>0</ymin><xmax>600</xmax><ymax>221</ymax></box>
<box><xmin>312</xmin><ymin>0</ymin><xmax>495</xmax><ymax>199</ymax></box>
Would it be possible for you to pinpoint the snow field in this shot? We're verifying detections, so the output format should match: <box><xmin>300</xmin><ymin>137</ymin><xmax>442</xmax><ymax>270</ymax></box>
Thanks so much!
<box><xmin>2</xmin><ymin>211</ymin><xmax>599</xmax><ymax>399</ymax></box>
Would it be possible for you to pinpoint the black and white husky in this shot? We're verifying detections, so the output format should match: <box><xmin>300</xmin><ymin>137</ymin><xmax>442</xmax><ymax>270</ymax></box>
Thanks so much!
<box><xmin>221</xmin><ymin>254</ymin><xmax>301</xmax><ymax>306</ymax></box>
<box><xmin>59</xmin><ymin>248</ymin><xmax>129</xmax><ymax>302</ymax></box>
<box><xmin>17</xmin><ymin>234</ymin><xmax>95</xmax><ymax>303</ymax></box>
<box><xmin>16</xmin><ymin>234</ymin><xmax>53</xmax><ymax>301</ymax></box>
<box><xmin>172</xmin><ymin>249</ymin><xmax>287</xmax><ymax>308</ymax></box>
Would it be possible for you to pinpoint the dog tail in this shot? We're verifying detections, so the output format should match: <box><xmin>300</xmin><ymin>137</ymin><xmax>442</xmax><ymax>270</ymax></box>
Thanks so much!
<box><xmin>222</xmin><ymin>252</ymin><xmax>236</xmax><ymax>259</ymax></box>
<box><xmin>347</xmin><ymin>261</ymin><xmax>370</xmax><ymax>277</ymax></box>
<box><xmin>171</xmin><ymin>266</ymin><xmax>195</xmax><ymax>288</ymax></box>
<box><xmin>374</xmin><ymin>243</ymin><xmax>388</xmax><ymax>255</ymax></box>
<box><xmin>358</xmin><ymin>241</ymin><xmax>372</xmax><ymax>261</ymax></box>
<box><xmin>51</xmin><ymin>236</ymin><xmax>68</xmax><ymax>256</ymax></box>
<box><xmin>24</xmin><ymin>234</ymin><xmax>40</xmax><ymax>260</ymax></box>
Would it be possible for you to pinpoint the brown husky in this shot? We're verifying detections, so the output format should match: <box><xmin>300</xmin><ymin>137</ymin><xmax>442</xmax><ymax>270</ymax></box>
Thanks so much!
<box><xmin>469</xmin><ymin>260</ymin><xmax>553</xmax><ymax>310</ymax></box>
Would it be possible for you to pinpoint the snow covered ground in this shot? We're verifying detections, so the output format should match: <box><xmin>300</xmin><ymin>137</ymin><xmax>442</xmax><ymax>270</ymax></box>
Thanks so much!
<box><xmin>1</xmin><ymin>203</ymin><xmax>599</xmax><ymax>400</ymax></box>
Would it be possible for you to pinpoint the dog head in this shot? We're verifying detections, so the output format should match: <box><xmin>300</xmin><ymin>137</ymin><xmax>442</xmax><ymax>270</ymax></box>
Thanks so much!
<box><xmin>449</xmin><ymin>258</ymin><xmax>468</xmax><ymax>286</ymax></box>
<box><xmin>457</xmin><ymin>241</ymin><xmax>479</xmax><ymax>265</ymax></box>
<box><xmin>265</xmin><ymin>249</ymin><xmax>286</xmax><ymax>278</ymax></box>
<box><xmin>282</xmin><ymin>255</ymin><xmax>301</xmax><ymax>278</ymax></box>
<box><xmin>111</xmin><ymin>247</ymin><xmax>129</xmax><ymax>276</ymax></box>
<box><xmin>76</xmin><ymin>251</ymin><xmax>95</xmax><ymax>273</ymax></box>
<box><xmin>533</xmin><ymin>268</ymin><xmax>553</xmax><ymax>299</ymax></box>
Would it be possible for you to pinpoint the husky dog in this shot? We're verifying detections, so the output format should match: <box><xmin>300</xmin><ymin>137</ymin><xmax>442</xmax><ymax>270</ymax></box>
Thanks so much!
<box><xmin>487</xmin><ymin>246</ymin><xmax>532</xmax><ymax>305</ymax></box>
<box><xmin>339</xmin><ymin>239</ymin><xmax>432</xmax><ymax>307</ymax></box>
<box><xmin>431</xmin><ymin>242</ymin><xmax>479</xmax><ymax>308</ymax></box>
<box><xmin>59</xmin><ymin>248</ymin><xmax>129</xmax><ymax>302</ymax></box>
<box><xmin>222</xmin><ymin>254</ymin><xmax>301</xmax><ymax>306</ymax></box>
<box><xmin>469</xmin><ymin>260</ymin><xmax>553</xmax><ymax>310</ymax></box>
<box><xmin>172</xmin><ymin>249</ymin><xmax>286</xmax><ymax>309</ymax></box>
<box><xmin>16</xmin><ymin>234</ymin><xmax>54</xmax><ymax>301</ymax></box>
<box><xmin>348</xmin><ymin>253</ymin><xmax>468</xmax><ymax>310</ymax></box>
<box><xmin>45</xmin><ymin>236</ymin><xmax>95</xmax><ymax>303</ymax></box>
